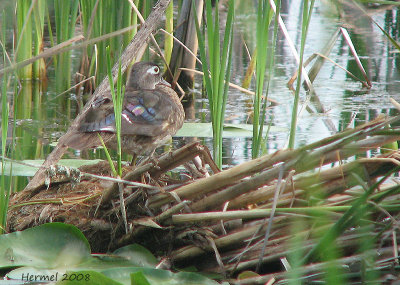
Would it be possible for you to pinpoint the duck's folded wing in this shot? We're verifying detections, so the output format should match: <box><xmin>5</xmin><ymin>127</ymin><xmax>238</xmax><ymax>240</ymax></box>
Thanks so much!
<box><xmin>77</xmin><ymin>98</ymin><xmax>116</xmax><ymax>133</ymax></box>
<box><xmin>120</xmin><ymin>90</ymin><xmax>173</xmax><ymax>136</ymax></box>
<box><xmin>77</xmin><ymin>90</ymin><xmax>173</xmax><ymax>136</ymax></box>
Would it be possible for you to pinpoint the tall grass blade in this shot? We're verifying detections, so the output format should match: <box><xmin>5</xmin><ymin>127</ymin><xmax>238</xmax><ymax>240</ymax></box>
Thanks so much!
<box><xmin>302</xmin><ymin>166</ymin><xmax>400</xmax><ymax>263</ymax></box>
<box><xmin>252</xmin><ymin>0</ymin><xmax>271</xmax><ymax>158</ymax></box>
<box><xmin>164</xmin><ymin>1</ymin><xmax>173</xmax><ymax>66</ymax></box>
<box><xmin>0</xmin><ymin>16</ymin><xmax>10</xmax><ymax>233</ymax></box>
<box><xmin>80</xmin><ymin>0</ymin><xmax>136</xmax><ymax>87</ymax></box>
<box><xmin>252</xmin><ymin>0</ymin><xmax>281</xmax><ymax>158</ymax></box>
<box><xmin>106</xmin><ymin>46</ymin><xmax>124</xmax><ymax>177</ymax></box>
<box><xmin>288</xmin><ymin>0</ymin><xmax>315</xmax><ymax>149</ymax></box>
<box><xmin>0</xmin><ymin>74</ymin><xmax>9</xmax><ymax>235</ymax></box>
<box><xmin>15</xmin><ymin>0</ymin><xmax>33</xmax><ymax>79</ymax></box>
<box><xmin>193</xmin><ymin>0</ymin><xmax>234</xmax><ymax>168</ymax></box>
<box><xmin>32</xmin><ymin>0</ymin><xmax>46</xmax><ymax>79</ymax></box>
<box><xmin>54</xmin><ymin>0</ymin><xmax>79</xmax><ymax>94</ymax></box>
<box><xmin>97</xmin><ymin>134</ymin><xmax>117</xmax><ymax>177</ymax></box>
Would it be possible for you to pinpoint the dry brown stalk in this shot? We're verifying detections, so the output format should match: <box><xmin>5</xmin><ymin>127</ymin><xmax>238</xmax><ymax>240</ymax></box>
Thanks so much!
<box><xmin>20</xmin><ymin>0</ymin><xmax>172</xmax><ymax>199</ymax></box>
<box><xmin>148</xmin><ymin>148</ymin><xmax>300</xmax><ymax>209</ymax></box>
<box><xmin>100</xmin><ymin>141</ymin><xmax>218</xmax><ymax>204</ymax></box>
<box><xmin>170</xmin><ymin>220</ymin><xmax>273</xmax><ymax>261</ymax></box>
<box><xmin>229</xmin><ymin>155</ymin><xmax>400</xmax><ymax>209</ymax></box>
<box><xmin>151</xmin><ymin>115</ymin><xmax>400</xmax><ymax>213</ymax></box>
<box><xmin>117</xmin><ymin>201</ymin><xmax>191</xmax><ymax>247</ymax></box>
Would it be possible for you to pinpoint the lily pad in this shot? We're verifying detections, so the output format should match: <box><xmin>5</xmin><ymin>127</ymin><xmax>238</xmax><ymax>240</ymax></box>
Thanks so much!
<box><xmin>1</xmin><ymin>159</ymin><xmax>103</xmax><ymax>177</ymax></box>
<box><xmin>0</xmin><ymin>223</ymin><xmax>91</xmax><ymax>269</ymax></box>
<box><xmin>101</xmin><ymin>267</ymin><xmax>226</xmax><ymax>285</ymax></box>
<box><xmin>175</xmin><ymin>122</ymin><xmax>286</xmax><ymax>138</ymax></box>
<box><xmin>2</xmin><ymin>223</ymin><xmax>224</xmax><ymax>285</ymax></box>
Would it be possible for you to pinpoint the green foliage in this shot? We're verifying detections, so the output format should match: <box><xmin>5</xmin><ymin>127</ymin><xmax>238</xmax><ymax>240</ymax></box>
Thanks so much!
<box><xmin>15</xmin><ymin>0</ymin><xmax>33</xmax><ymax>79</ymax></box>
<box><xmin>252</xmin><ymin>0</ymin><xmax>271</xmax><ymax>158</ymax></box>
<box><xmin>252</xmin><ymin>0</ymin><xmax>280</xmax><ymax>158</ymax></box>
<box><xmin>32</xmin><ymin>0</ymin><xmax>46</xmax><ymax>79</ymax></box>
<box><xmin>194</xmin><ymin>0</ymin><xmax>235</xmax><ymax>168</ymax></box>
<box><xmin>302</xmin><ymin>168</ymin><xmax>400</xmax><ymax>264</ymax></box>
<box><xmin>0</xmin><ymin>223</ymin><xmax>90</xmax><ymax>268</ymax></box>
<box><xmin>79</xmin><ymin>0</ymin><xmax>136</xmax><ymax>86</ymax></box>
<box><xmin>0</xmin><ymin>67</ymin><xmax>9</xmax><ymax>235</ymax></box>
<box><xmin>131</xmin><ymin>271</ymin><xmax>152</xmax><ymax>285</ymax></box>
<box><xmin>288</xmin><ymin>0</ymin><xmax>315</xmax><ymax>148</ymax></box>
<box><xmin>106</xmin><ymin>46</ymin><xmax>125</xmax><ymax>177</ymax></box>
<box><xmin>53</xmin><ymin>0</ymin><xmax>79</xmax><ymax>93</ymax></box>
<box><xmin>0</xmin><ymin>19</ymin><xmax>10</xmax><ymax>233</ymax></box>
<box><xmin>164</xmin><ymin>1</ymin><xmax>174</xmax><ymax>66</ymax></box>
<box><xmin>0</xmin><ymin>223</ymin><xmax>222</xmax><ymax>285</ymax></box>
<box><xmin>0</xmin><ymin>159</ymin><xmax>102</xmax><ymax>177</ymax></box>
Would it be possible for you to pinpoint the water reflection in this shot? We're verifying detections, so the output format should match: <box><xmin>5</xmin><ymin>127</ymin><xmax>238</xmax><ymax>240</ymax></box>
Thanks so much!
<box><xmin>214</xmin><ymin>0</ymin><xmax>400</xmax><ymax>164</ymax></box>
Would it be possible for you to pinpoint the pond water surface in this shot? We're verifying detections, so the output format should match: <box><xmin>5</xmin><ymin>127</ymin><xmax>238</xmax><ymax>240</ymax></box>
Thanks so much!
<box><xmin>213</xmin><ymin>1</ymin><xmax>400</xmax><ymax>164</ymax></box>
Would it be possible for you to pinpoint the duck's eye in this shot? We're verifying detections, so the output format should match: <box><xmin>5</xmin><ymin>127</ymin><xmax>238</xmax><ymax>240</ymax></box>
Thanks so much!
<box><xmin>147</xmin><ymin>66</ymin><xmax>160</xmax><ymax>75</ymax></box>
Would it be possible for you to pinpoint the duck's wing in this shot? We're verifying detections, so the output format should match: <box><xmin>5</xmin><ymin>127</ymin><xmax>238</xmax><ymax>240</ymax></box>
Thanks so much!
<box><xmin>60</xmin><ymin>97</ymin><xmax>114</xmax><ymax>150</ymax></box>
<box><xmin>77</xmin><ymin>97</ymin><xmax>116</xmax><ymax>133</ymax></box>
<box><xmin>119</xmin><ymin>89</ymin><xmax>175</xmax><ymax>136</ymax></box>
<box><xmin>76</xmin><ymin>89</ymin><xmax>176</xmax><ymax>137</ymax></box>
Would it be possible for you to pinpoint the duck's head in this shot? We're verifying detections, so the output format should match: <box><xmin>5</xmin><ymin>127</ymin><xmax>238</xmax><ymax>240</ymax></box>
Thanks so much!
<box><xmin>127</xmin><ymin>62</ymin><xmax>170</xmax><ymax>90</ymax></box>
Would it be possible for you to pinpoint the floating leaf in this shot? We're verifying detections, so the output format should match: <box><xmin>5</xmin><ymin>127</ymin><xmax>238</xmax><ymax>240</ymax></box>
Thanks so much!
<box><xmin>2</xmin><ymin>223</ymin><xmax>222</xmax><ymax>284</ymax></box>
<box><xmin>175</xmin><ymin>123</ymin><xmax>285</xmax><ymax>138</ymax></box>
<box><xmin>112</xmin><ymin>244</ymin><xmax>158</xmax><ymax>268</ymax></box>
<box><xmin>101</xmin><ymin>267</ymin><xmax>225</xmax><ymax>285</ymax></box>
<box><xmin>0</xmin><ymin>223</ymin><xmax>91</xmax><ymax>268</ymax></box>
<box><xmin>2</xmin><ymin>159</ymin><xmax>103</xmax><ymax>177</ymax></box>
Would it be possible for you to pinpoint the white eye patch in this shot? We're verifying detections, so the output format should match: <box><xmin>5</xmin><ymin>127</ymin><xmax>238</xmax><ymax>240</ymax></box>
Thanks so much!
<box><xmin>147</xmin><ymin>66</ymin><xmax>160</xmax><ymax>75</ymax></box>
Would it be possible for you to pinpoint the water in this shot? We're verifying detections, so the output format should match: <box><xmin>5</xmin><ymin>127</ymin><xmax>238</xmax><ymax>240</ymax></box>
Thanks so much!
<box><xmin>4</xmin><ymin>1</ymin><xmax>400</xmax><ymax>189</ymax></box>
<box><xmin>211</xmin><ymin>1</ymin><xmax>400</xmax><ymax>163</ymax></box>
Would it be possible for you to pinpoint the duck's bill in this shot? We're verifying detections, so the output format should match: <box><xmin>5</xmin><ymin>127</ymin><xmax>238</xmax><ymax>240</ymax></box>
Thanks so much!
<box><xmin>160</xmin><ymin>78</ymin><xmax>171</xmax><ymax>87</ymax></box>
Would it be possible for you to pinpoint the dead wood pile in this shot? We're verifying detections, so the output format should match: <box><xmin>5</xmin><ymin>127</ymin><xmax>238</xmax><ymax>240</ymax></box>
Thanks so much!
<box><xmin>7</xmin><ymin>114</ymin><xmax>400</xmax><ymax>283</ymax></box>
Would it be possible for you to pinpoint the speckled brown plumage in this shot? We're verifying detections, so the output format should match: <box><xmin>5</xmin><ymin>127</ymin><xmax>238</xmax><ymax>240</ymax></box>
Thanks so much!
<box><xmin>64</xmin><ymin>62</ymin><xmax>184</xmax><ymax>157</ymax></box>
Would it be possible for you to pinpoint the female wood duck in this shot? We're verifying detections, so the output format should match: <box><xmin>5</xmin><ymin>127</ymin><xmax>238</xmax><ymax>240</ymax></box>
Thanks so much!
<box><xmin>64</xmin><ymin>62</ymin><xmax>185</xmax><ymax>161</ymax></box>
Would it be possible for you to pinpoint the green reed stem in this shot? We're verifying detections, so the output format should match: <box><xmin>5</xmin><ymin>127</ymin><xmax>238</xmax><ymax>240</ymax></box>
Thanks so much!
<box><xmin>0</xmin><ymin>16</ymin><xmax>10</xmax><ymax>233</ymax></box>
<box><xmin>288</xmin><ymin>0</ymin><xmax>315</xmax><ymax>149</ymax></box>
<box><xmin>253</xmin><ymin>0</ymin><xmax>269</xmax><ymax>158</ymax></box>
<box><xmin>97</xmin><ymin>134</ymin><xmax>117</xmax><ymax>177</ymax></box>
<box><xmin>45</xmin><ymin>3</ymin><xmax>55</xmax><ymax>64</ymax></box>
<box><xmin>132</xmin><ymin>0</ymin><xmax>139</xmax><ymax>37</ymax></box>
<box><xmin>0</xmin><ymin>77</ymin><xmax>9</xmax><ymax>235</ymax></box>
<box><xmin>164</xmin><ymin>1</ymin><xmax>174</xmax><ymax>65</ymax></box>
<box><xmin>80</xmin><ymin>0</ymin><xmax>135</xmax><ymax>86</ymax></box>
<box><xmin>252</xmin><ymin>0</ymin><xmax>277</xmax><ymax>158</ymax></box>
<box><xmin>15</xmin><ymin>0</ymin><xmax>33</xmax><ymax>79</ymax></box>
<box><xmin>54</xmin><ymin>0</ymin><xmax>78</xmax><ymax>97</ymax></box>
<box><xmin>301</xmin><ymin>167</ymin><xmax>400</xmax><ymax>264</ymax></box>
<box><xmin>106</xmin><ymin>46</ymin><xmax>124</xmax><ymax>177</ymax></box>
<box><xmin>194</xmin><ymin>0</ymin><xmax>234</xmax><ymax>168</ymax></box>
<box><xmin>32</xmin><ymin>0</ymin><xmax>46</xmax><ymax>79</ymax></box>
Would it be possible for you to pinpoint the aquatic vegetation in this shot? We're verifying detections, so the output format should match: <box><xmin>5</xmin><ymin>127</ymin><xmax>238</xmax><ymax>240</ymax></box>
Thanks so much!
<box><xmin>288</xmin><ymin>0</ymin><xmax>315</xmax><ymax>149</ymax></box>
<box><xmin>2</xmin><ymin>0</ymin><xmax>400</xmax><ymax>283</ymax></box>
<box><xmin>194</xmin><ymin>0</ymin><xmax>234</xmax><ymax>168</ymax></box>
